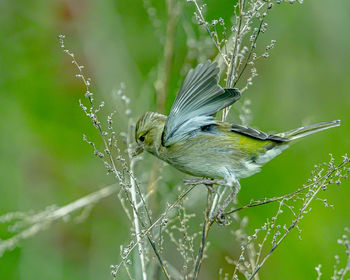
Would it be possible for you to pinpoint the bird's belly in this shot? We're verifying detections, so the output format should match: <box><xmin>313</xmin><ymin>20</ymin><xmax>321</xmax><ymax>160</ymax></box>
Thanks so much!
<box><xmin>170</xmin><ymin>158</ymin><xmax>261</xmax><ymax>180</ymax></box>
<box><xmin>162</xmin><ymin>138</ymin><xmax>262</xmax><ymax>180</ymax></box>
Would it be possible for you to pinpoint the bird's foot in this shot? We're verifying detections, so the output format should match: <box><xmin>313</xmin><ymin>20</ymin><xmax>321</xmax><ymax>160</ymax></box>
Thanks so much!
<box><xmin>183</xmin><ymin>178</ymin><xmax>225</xmax><ymax>186</ymax></box>
<box><xmin>183</xmin><ymin>178</ymin><xmax>225</xmax><ymax>194</ymax></box>
<box><xmin>183</xmin><ymin>178</ymin><xmax>214</xmax><ymax>185</ymax></box>
<box><xmin>214</xmin><ymin>212</ymin><xmax>229</xmax><ymax>226</ymax></box>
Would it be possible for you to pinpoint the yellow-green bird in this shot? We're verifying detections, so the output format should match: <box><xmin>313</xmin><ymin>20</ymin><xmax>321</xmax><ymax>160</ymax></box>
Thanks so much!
<box><xmin>135</xmin><ymin>61</ymin><xmax>340</xmax><ymax>188</ymax></box>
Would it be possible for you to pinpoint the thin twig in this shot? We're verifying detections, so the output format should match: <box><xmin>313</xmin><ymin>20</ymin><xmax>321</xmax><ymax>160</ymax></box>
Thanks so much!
<box><xmin>155</xmin><ymin>0</ymin><xmax>181</xmax><ymax>114</ymax></box>
<box><xmin>227</xmin><ymin>0</ymin><xmax>245</xmax><ymax>88</ymax></box>
<box><xmin>224</xmin><ymin>159</ymin><xmax>347</xmax><ymax>216</ymax></box>
<box><xmin>191</xmin><ymin>0</ymin><xmax>229</xmax><ymax>65</ymax></box>
<box><xmin>0</xmin><ymin>184</ymin><xmax>117</xmax><ymax>256</ymax></box>
<box><xmin>340</xmin><ymin>242</ymin><xmax>350</xmax><ymax>280</ymax></box>
<box><xmin>127</xmin><ymin>122</ymin><xmax>170</xmax><ymax>280</ymax></box>
<box><xmin>248</xmin><ymin>159</ymin><xmax>349</xmax><ymax>279</ymax></box>
<box><xmin>116</xmin><ymin>184</ymin><xmax>197</xmax><ymax>272</ymax></box>
<box><xmin>192</xmin><ymin>190</ymin><xmax>212</xmax><ymax>280</ymax></box>
<box><xmin>59</xmin><ymin>36</ymin><xmax>171</xmax><ymax>279</ymax></box>
<box><xmin>249</xmin><ymin>187</ymin><xmax>320</xmax><ymax>279</ymax></box>
<box><xmin>129</xmin><ymin>158</ymin><xmax>148</xmax><ymax>280</ymax></box>
<box><xmin>233</xmin><ymin>17</ymin><xmax>264</xmax><ymax>88</ymax></box>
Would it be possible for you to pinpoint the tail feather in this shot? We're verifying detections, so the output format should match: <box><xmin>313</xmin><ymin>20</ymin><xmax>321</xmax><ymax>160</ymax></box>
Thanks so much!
<box><xmin>278</xmin><ymin>120</ymin><xmax>340</xmax><ymax>140</ymax></box>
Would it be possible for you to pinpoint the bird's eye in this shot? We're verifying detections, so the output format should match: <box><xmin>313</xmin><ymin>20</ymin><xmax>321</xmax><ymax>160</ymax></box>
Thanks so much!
<box><xmin>139</xmin><ymin>135</ymin><xmax>146</xmax><ymax>142</ymax></box>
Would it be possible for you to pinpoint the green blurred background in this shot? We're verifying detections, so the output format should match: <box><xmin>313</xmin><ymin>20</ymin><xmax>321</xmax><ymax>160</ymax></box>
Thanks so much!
<box><xmin>0</xmin><ymin>0</ymin><xmax>349</xmax><ymax>279</ymax></box>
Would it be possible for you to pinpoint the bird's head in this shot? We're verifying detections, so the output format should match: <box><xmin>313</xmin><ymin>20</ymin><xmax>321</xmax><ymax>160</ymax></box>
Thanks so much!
<box><xmin>134</xmin><ymin>112</ymin><xmax>167</xmax><ymax>156</ymax></box>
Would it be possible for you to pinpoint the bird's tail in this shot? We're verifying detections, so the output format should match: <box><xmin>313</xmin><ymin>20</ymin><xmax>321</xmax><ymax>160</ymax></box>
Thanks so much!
<box><xmin>278</xmin><ymin>120</ymin><xmax>340</xmax><ymax>141</ymax></box>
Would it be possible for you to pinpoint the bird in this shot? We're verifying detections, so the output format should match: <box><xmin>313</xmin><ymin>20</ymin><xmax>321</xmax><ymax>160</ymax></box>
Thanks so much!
<box><xmin>135</xmin><ymin>61</ymin><xmax>340</xmax><ymax>190</ymax></box>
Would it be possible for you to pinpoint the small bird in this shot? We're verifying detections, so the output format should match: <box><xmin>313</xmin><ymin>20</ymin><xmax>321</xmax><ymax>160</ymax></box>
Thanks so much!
<box><xmin>135</xmin><ymin>61</ymin><xmax>340</xmax><ymax>188</ymax></box>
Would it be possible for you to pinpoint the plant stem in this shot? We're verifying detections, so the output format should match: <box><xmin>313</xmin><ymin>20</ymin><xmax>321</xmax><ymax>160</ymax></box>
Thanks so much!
<box><xmin>129</xmin><ymin>159</ymin><xmax>148</xmax><ymax>280</ymax></box>
<box><xmin>155</xmin><ymin>0</ymin><xmax>181</xmax><ymax>113</ymax></box>
<box><xmin>248</xmin><ymin>165</ymin><xmax>343</xmax><ymax>280</ymax></box>
<box><xmin>127</xmin><ymin>121</ymin><xmax>170</xmax><ymax>280</ymax></box>
<box><xmin>192</xmin><ymin>190</ymin><xmax>212</xmax><ymax>280</ymax></box>
<box><xmin>227</xmin><ymin>0</ymin><xmax>245</xmax><ymax>88</ymax></box>
<box><xmin>0</xmin><ymin>184</ymin><xmax>117</xmax><ymax>257</ymax></box>
<box><xmin>117</xmin><ymin>184</ymin><xmax>197</xmax><ymax>272</ymax></box>
<box><xmin>191</xmin><ymin>0</ymin><xmax>229</xmax><ymax>65</ymax></box>
<box><xmin>225</xmin><ymin>159</ymin><xmax>349</xmax><ymax>216</ymax></box>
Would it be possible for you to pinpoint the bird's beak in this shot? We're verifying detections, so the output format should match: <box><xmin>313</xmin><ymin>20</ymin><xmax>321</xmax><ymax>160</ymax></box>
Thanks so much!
<box><xmin>133</xmin><ymin>145</ymin><xmax>144</xmax><ymax>157</ymax></box>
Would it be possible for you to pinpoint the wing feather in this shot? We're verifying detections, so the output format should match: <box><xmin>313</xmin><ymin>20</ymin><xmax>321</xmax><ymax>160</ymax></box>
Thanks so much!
<box><xmin>163</xmin><ymin>61</ymin><xmax>241</xmax><ymax>146</ymax></box>
<box><xmin>231</xmin><ymin>124</ymin><xmax>289</xmax><ymax>142</ymax></box>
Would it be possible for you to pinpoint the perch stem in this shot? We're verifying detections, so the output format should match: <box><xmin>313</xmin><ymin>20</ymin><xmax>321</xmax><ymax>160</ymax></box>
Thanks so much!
<box><xmin>192</xmin><ymin>190</ymin><xmax>213</xmax><ymax>280</ymax></box>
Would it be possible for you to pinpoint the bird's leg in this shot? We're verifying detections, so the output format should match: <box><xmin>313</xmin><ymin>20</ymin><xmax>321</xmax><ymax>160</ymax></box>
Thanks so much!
<box><xmin>214</xmin><ymin>179</ymin><xmax>241</xmax><ymax>225</ymax></box>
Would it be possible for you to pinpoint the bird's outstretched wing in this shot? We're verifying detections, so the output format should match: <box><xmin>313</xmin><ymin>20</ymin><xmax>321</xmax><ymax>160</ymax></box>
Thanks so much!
<box><xmin>162</xmin><ymin>61</ymin><xmax>241</xmax><ymax>146</ymax></box>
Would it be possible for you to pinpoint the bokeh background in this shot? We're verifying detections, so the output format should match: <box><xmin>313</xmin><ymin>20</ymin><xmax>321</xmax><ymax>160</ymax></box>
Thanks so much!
<box><xmin>1</xmin><ymin>0</ymin><xmax>349</xmax><ymax>279</ymax></box>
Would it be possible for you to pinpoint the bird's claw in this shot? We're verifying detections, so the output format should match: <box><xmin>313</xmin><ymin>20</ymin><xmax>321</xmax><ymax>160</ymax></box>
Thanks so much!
<box><xmin>183</xmin><ymin>178</ymin><xmax>226</xmax><ymax>186</ymax></box>
<box><xmin>183</xmin><ymin>179</ymin><xmax>225</xmax><ymax>194</ymax></box>
<box><xmin>183</xmin><ymin>178</ymin><xmax>214</xmax><ymax>185</ymax></box>
<box><xmin>214</xmin><ymin>212</ymin><xmax>230</xmax><ymax>226</ymax></box>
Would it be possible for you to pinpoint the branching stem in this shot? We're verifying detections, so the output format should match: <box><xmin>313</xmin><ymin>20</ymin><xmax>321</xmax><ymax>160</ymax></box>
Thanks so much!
<box><xmin>192</xmin><ymin>190</ymin><xmax>212</xmax><ymax>280</ymax></box>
